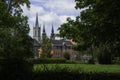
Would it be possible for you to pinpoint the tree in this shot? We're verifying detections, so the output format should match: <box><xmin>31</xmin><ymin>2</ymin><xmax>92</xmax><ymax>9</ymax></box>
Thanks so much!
<box><xmin>58</xmin><ymin>0</ymin><xmax>120</xmax><ymax>63</ymax></box>
<box><xmin>0</xmin><ymin>1</ymin><xmax>33</xmax><ymax>79</ymax></box>
<box><xmin>41</xmin><ymin>36</ymin><xmax>52</xmax><ymax>58</ymax></box>
<box><xmin>0</xmin><ymin>0</ymin><xmax>33</xmax><ymax>59</ymax></box>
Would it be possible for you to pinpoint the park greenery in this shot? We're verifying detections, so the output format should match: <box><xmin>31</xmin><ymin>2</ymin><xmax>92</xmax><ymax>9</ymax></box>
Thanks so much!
<box><xmin>58</xmin><ymin>0</ymin><xmax>120</xmax><ymax>64</ymax></box>
<box><xmin>63</xmin><ymin>51</ymin><xmax>70</xmax><ymax>60</ymax></box>
<box><xmin>0</xmin><ymin>0</ymin><xmax>33</xmax><ymax>59</ymax></box>
<box><xmin>0</xmin><ymin>0</ymin><xmax>33</xmax><ymax>79</ymax></box>
<box><xmin>40</xmin><ymin>35</ymin><xmax>52</xmax><ymax>58</ymax></box>
<box><xmin>0</xmin><ymin>0</ymin><xmax>120</xmax><ymax>80</ymax></box>
<box><xmin>34</xmin><ymin>64</ymin><xmax>120</xmax><ymax>73</ymax></box>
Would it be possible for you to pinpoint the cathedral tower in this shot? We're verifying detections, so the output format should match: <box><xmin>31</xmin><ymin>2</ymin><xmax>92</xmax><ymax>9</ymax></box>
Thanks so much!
<box><xmin>33</xmin><ymin>13</ymin><xmax>41</xmax><ymax>43</ymax></box>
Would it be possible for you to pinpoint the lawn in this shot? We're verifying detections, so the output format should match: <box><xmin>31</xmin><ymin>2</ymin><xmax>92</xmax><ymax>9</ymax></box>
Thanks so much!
<box><xmin>34</xmin><ymin>64</ymin><xmax>120</xmax><ymax>73</ymax></box>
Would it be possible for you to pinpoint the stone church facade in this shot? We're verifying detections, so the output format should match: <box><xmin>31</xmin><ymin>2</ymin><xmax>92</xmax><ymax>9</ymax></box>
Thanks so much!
<box><xmin>33</xmin><ymin>13</ymin><xmax>77</xmax><ymax>60</ymax></box>
<box><xmin>33</xmin><ymin>13</ymin><xmax>41</xmax><ymax>59</ymax></box>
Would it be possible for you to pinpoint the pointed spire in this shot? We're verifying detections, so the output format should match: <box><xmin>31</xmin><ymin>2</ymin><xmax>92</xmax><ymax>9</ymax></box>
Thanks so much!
<box><xmin>43</xmin><ymin>24</ymin><xmax>46</xmax><ymax>33</ymax></box>
<box><xmin>35</xmin><ymin>13</ymin><xmax>39</xmax><ymax>27</ymax></box>
<box><xmin>51</xmin><ymin>23</ymin><xmax>55</xmax><ymax>40</ymax></box>
<box><xmin>51</xmin><ymin>23</ymin><xmax>54</xmax><ymax>34</ymax></box>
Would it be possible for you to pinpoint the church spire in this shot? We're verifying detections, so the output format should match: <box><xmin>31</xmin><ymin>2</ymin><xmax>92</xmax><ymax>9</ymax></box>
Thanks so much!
<box><xmin>42</xmin><ymin>24</ymin><xmax>46</xmax><ymax>41</ymax></box>
<box><xmin>51</xmin><ymin>23</ymin><xmax>54</xmax><ymax>34</ymax></box>
<box><xmin>35</xmin><ymin>13</ymin><xmax>39</xmax><ymax>27</ymax></box>
<box><xmin>43</xmin><ymin>24</ymin><xmax>46</xmax><ymax>33</ymax></box>
<box><xmin>51</xmin><ymin>24</ymin><xmax>55</xmax><ymax>40</ymax></box>
<box><xmin>33</xmin><ymin>12</ymin><xmax>41</xmax><ymax>43</ymax></box>
<box><xmin>42</xmin><ymin>24</ymin><xmax>46</xmax><ymax>36</ymax></box>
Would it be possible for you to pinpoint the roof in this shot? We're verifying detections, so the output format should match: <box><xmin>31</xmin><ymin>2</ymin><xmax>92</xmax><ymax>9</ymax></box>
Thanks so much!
<box><xmin>51</xmin><ymin>39</ymin><xmax>72</xmax><ymax>46</ymax></box>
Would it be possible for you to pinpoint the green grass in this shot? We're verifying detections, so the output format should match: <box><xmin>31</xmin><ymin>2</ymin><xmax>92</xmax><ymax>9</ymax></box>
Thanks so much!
<box><xmin>34</xmin><ymin>64</ymin><xmax>120</xmax><ymax>73</ymax></box>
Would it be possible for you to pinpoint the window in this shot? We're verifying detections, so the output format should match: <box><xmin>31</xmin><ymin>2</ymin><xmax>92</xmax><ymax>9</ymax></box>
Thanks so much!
<box><xmin>54</xmin><ymin>52</ymin><xmax>60</xmax><ymax>57</ymax></box>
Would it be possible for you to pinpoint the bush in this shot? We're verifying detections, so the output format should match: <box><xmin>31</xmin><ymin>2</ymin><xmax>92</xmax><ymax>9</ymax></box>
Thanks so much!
<box><xmin>98</xmin><ymin>52</ymin><xmax>112</xmax><ymax>64</ymax></box>
<box><xmin>63</xmin><ymin>52</ymin><xmax>70</xmax><ymax>60</ymax></box>
<box><xmin>112</xmin><ymin>57</ymin><xmax>120</xmax><ymax>64</ymax></box>
<box><xmin>32</xmin><ymin>68</ymin><xmax>120</xmax><ymax>80</ymax></box>
<box><xmin>97</xmin><ymin>47</ymin><xmax>112</xmax><ymax>64</ymax></box>
<box><xmin>66</xmin><ymin>60</ymin><xmax>78</xmax><ymax>64</ymax></box>
<box><xmin>30</xmin><ymin>58</ymin><xmax>66</xmax><ymax>64</ymax></box>
<box><xmin>88</xmin><ymin>58</ymin><xmax>95</xmax><ymax>64</ymax></box>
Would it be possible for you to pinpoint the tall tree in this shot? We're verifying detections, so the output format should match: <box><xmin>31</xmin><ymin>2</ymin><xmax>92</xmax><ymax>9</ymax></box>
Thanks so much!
<box><xmin>0</xmin><ymin>0</ymin><xmax>33</xmax><ymax>59</ymax></box>
<box><xmin>41</xmin><ymin>36</ymin><xmax>52</xmax><ymax>58</ymax></box>
<box><xmin>58</xmin><ymin>0</ymin><xmax>120</xmax><ymax>59</ymax></box>
<box><xmin>75</xmin><ymin>0</ymin><xmax>120</xmax><ymax>57</ymax></box>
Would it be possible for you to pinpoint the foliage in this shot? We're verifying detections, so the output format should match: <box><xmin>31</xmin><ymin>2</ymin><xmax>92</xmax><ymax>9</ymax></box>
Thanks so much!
<box><xmin>112</xmin><ymin>57</ymin><xmax>120</xmax><ymax>64</ymax></box>
<box><xmin>34</xmin><ymin>64</ymin><xmax>120</xmax><ymax>73</ymax></box>
<box><xmin>58</xmin><ymin>0</ymin><xmax>120</xmax><ymax>63</ymax></box>
<box><xmin>0</xmin><ymin>0</ymin><xmax>33</xmax><ymax>59</ymax></box>
<box><xmin>63</xmin><ymin>51</ymin><xmax>70</xmax><ymax>60</ymax></box>
<box><xmin>33</xmin><ymin>72</ymin><xmax>120</xmax><ymax>80</ymax></box>
<box><xmin>33</xmin><ymin>64</ymin><xmax>120</xmax><ymax>80</ymax></box>
<box><xmin>30</xmin><ymin>58</ymin><xmax>66</xmax><ymax>64</ymax></box>
<box><xmin>1</xmin><ymin>62</ymin><xmax>120</xmax><ymax>80</ymax></box>
<box><xmin>41</xmin><ymin>36</ymin><xmax>52</xmax><ymax>58</ymax></box>
<box><xmin>88</xmin><ymin>58</ymin><xmax>95</xmax><ymax>64</ymax></box>
<box><xmin>97</xmin><ymin>46</ymin><xmax>112</xmax><ymax>64</ymax></box>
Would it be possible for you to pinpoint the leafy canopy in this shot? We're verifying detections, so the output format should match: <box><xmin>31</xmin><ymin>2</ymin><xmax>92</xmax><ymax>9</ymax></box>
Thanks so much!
<box><xmin>58</xmin><ymin>0</ymin><xmax>120</xmax><ymax>53</ymax></box>
<box><xmin>0</xmin><ymin>0</ymin><xmax>33</xmax><ymax>59</ymax></box>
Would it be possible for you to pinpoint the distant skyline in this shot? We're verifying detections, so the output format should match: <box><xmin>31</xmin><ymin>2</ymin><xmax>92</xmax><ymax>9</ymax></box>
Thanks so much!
<box><xmin>22</xmin><ymin>0</ymin><xmax>80</xmax><ymax>37</ymax></box>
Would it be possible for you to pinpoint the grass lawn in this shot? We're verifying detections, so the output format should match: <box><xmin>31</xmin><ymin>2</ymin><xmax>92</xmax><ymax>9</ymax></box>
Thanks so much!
<box><xmin>34</xmin><ymin>64</ymin><xmax>120</xmax><ymax>73</ymax></box>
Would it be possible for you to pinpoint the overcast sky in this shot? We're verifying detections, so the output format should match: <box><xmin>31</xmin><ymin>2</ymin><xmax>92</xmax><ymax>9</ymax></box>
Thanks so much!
<box><xmin>22</xmin><ymin>0</ymin><xmax>80</xmax><ymax>37</ymax></box>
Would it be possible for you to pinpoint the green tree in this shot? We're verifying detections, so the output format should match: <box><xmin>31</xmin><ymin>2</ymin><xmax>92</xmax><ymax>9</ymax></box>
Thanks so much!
<box><xmin>41</xmin><ymin>36</ymin><xmax>52</xmax><ymax>58</ymax></box>
<box><xmin>0</xmin><ymin>1</ymin><xmax>33</xmax><ymax>79</ymax></box>
<box><xmin>0</xmin><ymin>0</ymin><xmax>33</xmax><ymax>59</ymax></box>
<box><xmin>58</xmin><ymin>0</ymin><xmax>120</xmax><ymax>63</ymax></box>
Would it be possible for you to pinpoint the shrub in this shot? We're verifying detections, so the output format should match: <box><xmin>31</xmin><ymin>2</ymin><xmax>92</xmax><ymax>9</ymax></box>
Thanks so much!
<box><xmin>66</xmin><ymin>60</ymin><xmax>77</xmax><ymax>64</ymax></box>
<box><xmin>32</xmin><ymin>69</ymin><xmax>120</xmax><ymax>80</ymax></box>
<box><xmin>112</xmin><ymin>57</ymin><xmax>120</xmax><ymax>64</ymax></box>
<box><xmin>97</xmin><ymin>52</ymin><xmax>112</xmax><ymax>64</ymax></box>
<box><xmin>88</xmin><ymin>58</ymin><xmax>95</xmax><ymax>64</ymax></box>
<box><xmin>30</xmin><ymin>58</ymin><xmax>66</xmax><ymax>64</ymax></box>
<box><xmin>97</xmin><ymin>47</ymin><xmax>112</xmax><ymax>64</ymax></box>
<box><xmin>63</xmin><ymin>52</ymin><xmax>70</xmax><ymax>60</ymax></box>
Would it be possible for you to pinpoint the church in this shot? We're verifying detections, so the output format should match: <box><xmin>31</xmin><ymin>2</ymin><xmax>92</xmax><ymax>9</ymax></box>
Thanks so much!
<box><xmin>33</xmin><ymin>13</ymin><xmax>77</xmax><ymax>60</ymax></box>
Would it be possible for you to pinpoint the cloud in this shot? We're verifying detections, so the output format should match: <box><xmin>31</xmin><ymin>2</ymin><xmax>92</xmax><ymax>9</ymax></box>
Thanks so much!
<box><xmin>22</xmin><ymin>0</ymin><xmax>80</xmax><ymax>37</ymax></box>
<box><xmin>22</xmin><ymin>4</ymin><xmax>46</xmax><ymax>18</ymax></box>
<box><xmin>30</xmin><ymin>0</ymin><xmax>79</xmax><ymax>15</ymax></box>
<box><xmin>44</xmin><ymin>0</ymin><xmax>78</xmax><ymax>15</ymax></box>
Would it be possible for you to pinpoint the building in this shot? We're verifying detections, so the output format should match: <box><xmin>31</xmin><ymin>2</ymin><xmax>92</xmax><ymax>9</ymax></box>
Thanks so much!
<box><xmin>33</xmin><ymin>13</ymin><xmax>77</xmax><ymax>60</ymax></box>
<box><xmin>33</xmin><ymin>13</ymin><xmax>41</xmax><ymax>59</ymax></box>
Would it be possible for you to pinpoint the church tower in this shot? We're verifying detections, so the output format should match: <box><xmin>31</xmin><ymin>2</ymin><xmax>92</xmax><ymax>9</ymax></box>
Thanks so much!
<box><xmin>50</xmin><ymin>24</ymin><xmax>55</xmax><ymax>40</ymax></box>
<box><xmin>33</xmin><ymin>13</ymin><xmax>41</xmax><ymax>43</ymax></box>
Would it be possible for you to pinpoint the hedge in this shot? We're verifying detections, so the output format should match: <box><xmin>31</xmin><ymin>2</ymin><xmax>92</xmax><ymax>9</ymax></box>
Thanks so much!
<box><xmin>0</xmin><ymin>58</ymin><xmax>33</xmax><ymax>80</ymax></box>
<box><xmin>32</xmin><ymin>72</ymin><xmax>120</xmax><ymax>80</ymax></box>
<box><xmin>30</xmin><ymin>58</ymin><xmax>67</xmax><ymax>64</ymax></box>
<box><xmin>0</xmin><ymin>59</ymin><xmax>120</xmax><ymax>80</ymax></box>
